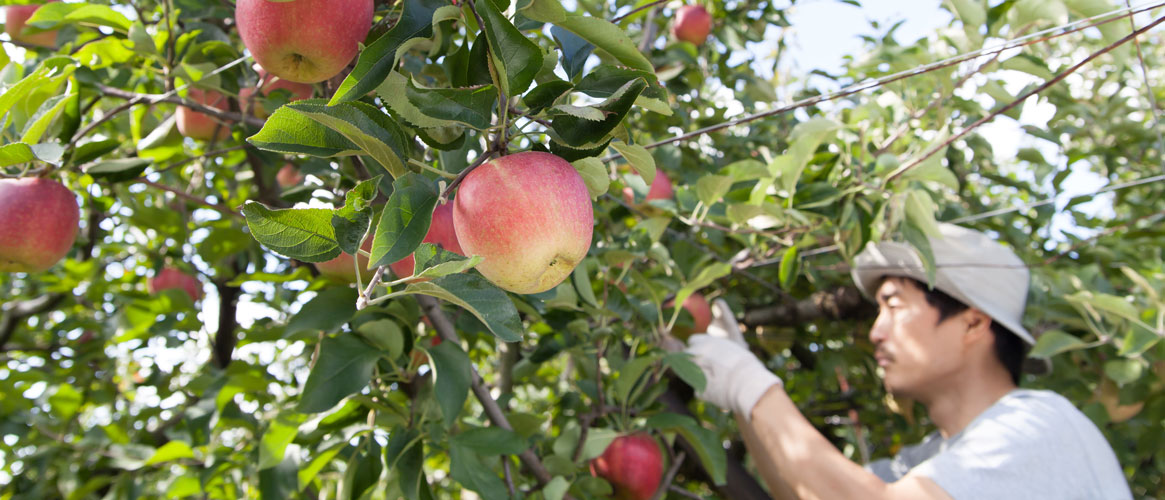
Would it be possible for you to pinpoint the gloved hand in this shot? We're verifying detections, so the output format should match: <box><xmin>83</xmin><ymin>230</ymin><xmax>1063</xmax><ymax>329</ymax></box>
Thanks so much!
<box><xmin>684</xmin><ymin>300</ymin><xmax>782</xmax><ymax>421</ymax></box>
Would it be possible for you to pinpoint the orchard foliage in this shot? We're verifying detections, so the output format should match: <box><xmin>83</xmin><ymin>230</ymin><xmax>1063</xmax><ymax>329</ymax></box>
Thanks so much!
<box><xmin>1</xmin><ymin>0</ymin><xmax>1164</xmax><ymax>498</ymax></box>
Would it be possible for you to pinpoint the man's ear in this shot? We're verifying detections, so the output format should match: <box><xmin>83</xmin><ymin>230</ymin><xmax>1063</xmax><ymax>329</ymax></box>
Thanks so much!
<box><xmin>963</xmin><ymin>309</ymin><xmax>994</xmax><ymax>344</ymax></box>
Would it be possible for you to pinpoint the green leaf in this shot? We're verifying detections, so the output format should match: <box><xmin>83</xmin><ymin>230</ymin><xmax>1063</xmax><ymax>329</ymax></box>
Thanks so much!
<box><xmin>411</xmin><ymin>244</ymin><xmax>483</xmax><ymax>280</ymax></box>
<box><xmin>575</xmin><ymin>65</ymin><xmax>660</xmax><ymax>99</ymax></box>
<box><xmin>297</xmin><ymin>334</ymin><xmax>384</xmax><ymax>413</ymax></box>
<box><xmin>578</xmin><ymin>428</ymin><xmax>620</xmax><ymax>461</ymax></box>
<box><xmin>519</xmin><ymin>0</ymin><xmax>567</xmax><ymax>24</ymax></box>
<box><xmin>83</xmin><ymin>158</ymin><xmax>151</xmax><ymax>183</ymax></box>
<box><xmin>371</xmin><ymin>173</ymin><xmax>439</xmax><ymax>268</ymax></box>
<box><xmin>901</xmin><ymin>221</ymin><xmax>937</xmax><ymax>285</ymax></box>
<box><xmin>550</xmin><ymin>25</ymin><xmax>593</xmax><ymax>81</ymax></box>
<box><xmin>449</xmin><ymin>442</ymin><xmax>509</xmax><ymax>500</ymax></box>
<box><xmin>1010</xmin><ymin>0</ymin><xmax>1068</xmax><ymax>29</ymax></box>
<box><xmin>663</xmin><ymin>353</ymin><xmax>706</xmax><ymax>393</ymax></box>
<box><xmin>28</xmin><ymin>2</ymin><xmax>133</xmax><ymax>32</ymax></box>
<box><xmin>259</xmin><ymin>412</ymin><xmax>306</xmax><ymax>470</ymax></box>
<box><xmin>242</xmin><ymin>202</ymin><xmax>341</xmax><ymax>263</ymax></box>
<box><xmin>48</xmin><ymin>384</ymin><xmax>82</xmax><ymax>420</ymax></box>
<box><xmin>1029</xmin><ymin>330</ymin><xmax>1088</xmax><ymax>358</ymax></box>
<box><xmin>143</xmin><ymin>441</ymin><xmax>194</xmax><ymax>466</ymax></box>
<box><xmin>259</xmin><ymin>455</ymin><xmax>299</xmax><ymax>500</ymax></box>
<box><xmin>21</xmin><ymin>92</ymin><xmax>74</xmax><ymax>144</ymax></box>
<box><xmin>550</xmin><ymin>78</ymin><xmax>646</xmax><ymax>148</ymax></box>
<box><xmin>344</xmin><ymin>438</ymin><xmax>382</xmax><ymax>500</ymax></box>
<box><xmin>385</xmin><ymin>429</ymin><xmax>425</xmax><ymax>500</ymax></box>
<box><xmin>380</xmin><ymin>71</ymin><xmax>459</xmax><ymax>129</ymax></box>
<box><xmin>544</xmin><ymin>477</ymin><xmax>570</xmax><ymax>500</ymax></box>
<box><xmin>570</xmin><ymin>157</ymin><xmax>609</xmax><ymax>199</ymax></box>
<box><xmin>695</xmin><ymin>174</ymin><xmax>732</xmax><ymax>206</ymax></box>
<box><xmin>285</xmin><ymin>287</ymin><xmax>360</xmax><ymax>337</ymax></box>
<box><xmin>554</xmin><ymin>16</ymin><xmax>654</xmax><ymax>74</ymax></box>
<box><xmin>477</xmin><ymin>0</ymin><xmax>544</xmax><ymax>96</ymax></box>
<box><xmin>615</xmin><ymin>355</ymin><xmax>657</xmax><ymax>404</ymax></box>
<box><xmin>405</xmin><ymin>80</ymin><xmax>498</xmax><ymax>129</ymax></box>
<box><xmin>778</xmin><ymin>117</ymin><xmax>840</xmax><ymax>194</ymax></box>
<box><xmin>646</xmin><ymin>413</ymin><xmax>726</xmax><ymax>485</ymax></box>
<box><xmin>402</xmin><ymin>274</ymin><xmax>524</xmax><ymax>342</ymax></box>
<box><xmin>611</xmin><ymin>140</ymin><xmax>656</xmax><ymax>185</ymax></box>
<box><xmin>1065</xmin><ymin>291</ymin><xmax>1143</xmax><ymax>325</ymax></box>
<box><xmin>0</xmin><ymin>142</ymin><xmax>64</xmax><ymax>167</ymax></box>
<box><xmin>356</xmin><ymin>319</ymin><xmax>405</xmax><ymax>359</ymax></box>
<box><xmin>332</xmin><ymin>176</ymin><xmax>382</xmax><ymax>255</ymax></box>
<box><xmin>427</xmin><ymin>340</ymin><xmax>473</xmax><ymax>428</ymax></box>
<box><xmin>70</xmin><ymin>139</ymin><xmax>121</xmax><ymax>166</ymax></box>
<box><xmin>450</xmin><ymin>427</ymin><xmax>529</xmax><ymax>455</ymax></box>
<box><xmin>949</xmin><ymin>0</ymin><xmax>987</xmax><ymax>29</ymax></box>
<box><xmin>331</xmin><ymin>0</ymin><xmax>447</xmax><ymax>103</ymax></box>
<box><xmin>247</xmin><ymin>103</ymin><xmax>365</xmax><ymax>158</ymax></box>
<box><xmin>523</xmin><ymin>80</ymin><xmax>573</xmax><ymax>114</ymax></box>
<box><xmin>904</xmin><ymin>190</ymin><xmax>942</xmax><ymax>238</ymax></box>
<box><xmin>285</xmin><ymin>100</ymin><xmax>412</xmax><ymax>179</ymax></box>
<box><xmin>778</xmin><ymin>245</ymin><xmax>799</xmax><ymax>290</ymax></box>
<box><xmin>298</xmin><ymin>443</ymin><xmax>345</xmax><ymax>490</ymax></box>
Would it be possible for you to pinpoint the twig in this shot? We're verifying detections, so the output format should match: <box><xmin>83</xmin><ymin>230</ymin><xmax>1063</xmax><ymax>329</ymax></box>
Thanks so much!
<box><xmin>1124</xmin><ymin>0</ymin><xmax>1165</xmax><ymax>169</ymax></box>
<box><xmin>1043</xmin><ymin>209</ymin><xmax>1165</xmax><ymax>265</ymax></box>
<box><xmin>91</xmin><ymin>83</ymin><xmax>266</xmax><ymax>129</ymax></box>
<box><xmin>667</xmin><ymin>485</ymin><xmax>704</xmax><ymax>500</ymax></box>
<box><xmin>649</xmin><ymin>451</ymin><xmax>686</xmax><ymax>500</ymax></box>
<box><xmin>613</xmin><ymin>0</ymin><xmax>668</xmax><ymax>24</ymax></box>
<box><xmin>357</xmin><ymin>267</ymin><xmax>387</xmax><ymax>310</ymax></box>
<box><xmin>136</xmin><ymin>179</ymin><xmax>243</xmax><ymax>218</ymax></box>
<box><xmin>886</xmin><ymin>14</ymin><xmax>1165</xmax><ymax>183</ymax></box>
<box><xmin>598</xmin><ymin>3</ymin><xmax>1161</xmax><ymax>163</ymax></box>
<box><xmin>0</xmin><ymin>295</ymin><xmax>65</xmax><ymax>350</ymax></box>
<box><xmin>416</xmin><ymin>295</ymin><xmax>571</xmax><ymax>498</ymax></box>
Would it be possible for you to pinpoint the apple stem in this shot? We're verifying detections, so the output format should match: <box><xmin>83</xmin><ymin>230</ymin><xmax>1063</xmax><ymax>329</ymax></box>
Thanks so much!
<box><xmin>440</xmin><ymin>150</ymin><xmax>495</xmax><ymax>200</ymax></box>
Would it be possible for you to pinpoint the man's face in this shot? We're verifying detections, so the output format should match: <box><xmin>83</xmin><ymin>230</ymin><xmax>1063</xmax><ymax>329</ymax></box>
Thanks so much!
<box><xmin>869</xmin><ymin>278</ymin><xmax>967</xmax><ymax>401</ymax></box>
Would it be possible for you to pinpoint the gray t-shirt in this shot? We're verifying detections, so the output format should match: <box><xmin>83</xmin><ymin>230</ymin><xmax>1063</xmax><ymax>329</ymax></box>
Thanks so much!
<box><xmin>866</xmin><ymin>389</ymin><xmax>1131</xmax><ymax>499</ymax></box>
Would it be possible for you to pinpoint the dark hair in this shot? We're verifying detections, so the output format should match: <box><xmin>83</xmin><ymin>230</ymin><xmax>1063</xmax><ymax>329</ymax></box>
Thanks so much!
<box><xmin>901</xmin><ymin>278</ymin><xmax>1028</xmax><ymax>384</ymax></box>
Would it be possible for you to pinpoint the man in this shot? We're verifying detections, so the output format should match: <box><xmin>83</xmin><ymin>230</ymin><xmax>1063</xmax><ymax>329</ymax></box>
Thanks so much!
<box><xmin>685</xmin><ymin>223</ymin><xmax>1131</xmax><ymax>499</ymax></box>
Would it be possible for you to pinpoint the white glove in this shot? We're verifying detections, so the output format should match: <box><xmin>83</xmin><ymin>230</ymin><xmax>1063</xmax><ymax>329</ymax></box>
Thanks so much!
<box><xmin>684</xmin><ymin>314</ymin><xmax>782</xmax><ymax>421</ymax></box>
<box><xmin>705</xmin><ymin>298</ymin><xmax>746</xmax><ymax>346</ymax></box>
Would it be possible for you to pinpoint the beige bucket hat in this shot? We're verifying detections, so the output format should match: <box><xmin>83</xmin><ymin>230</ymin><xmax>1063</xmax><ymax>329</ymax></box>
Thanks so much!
<box><xmin>851</xmin><ymin>223</ymin><xmax>1034</xmax><ymax>345</ymax></box>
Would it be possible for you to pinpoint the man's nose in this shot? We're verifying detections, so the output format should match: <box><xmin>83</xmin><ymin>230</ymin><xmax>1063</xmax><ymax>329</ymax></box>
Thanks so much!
<box><xmin>869</xmin><ymin>312</ymin><xmax>888</xmax><ymax>344</ymax></box>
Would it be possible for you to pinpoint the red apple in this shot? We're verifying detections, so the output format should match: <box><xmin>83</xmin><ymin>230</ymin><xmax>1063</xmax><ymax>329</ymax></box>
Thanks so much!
<box><xmin>590</xmin><ymin>433</ymin><xmax>663</xmax><ymax>500</ymax></box>
<box><xmin>4</xmin><ymin>1</ymin><xmax>59</xmax><ymax>48</ymax></box>
<box><xmin>176</xmin><ymin>88</ymin><xmax>231</xmax><ymax>141</ymax></box>
<box><xmin>314</xmin><ymin>236</ymin><xmax>374</xmax><ymax>284</ymax></box>
<box><xmin>0</xmin><ymin>177</ymin><xmax>79</xmax><ymax>273</ymax></box>
<box><xmin>453</xmin><ymin>152</ymin><xmax>594</xmax><ymax>294</ymax></box>
<box><xmin>148</xmin><ymin>267</ymin><xmax>202</xmax><ymax>302</ymax></box>
<box><xmin>389</xmin><ymin>202</ymin><xmax>462</xmax><ymax>280</ymax></box>
<box><xmin>671</xmin><ymin>5</ymin><xmax>712</xmax><ymax>46</ymax></box>
<box><xmin>664</xmin><ymin>292</ymin><xmax>712</xmax><ymax>338</ymax></box>
<box><xmin>235</xmin><ymin>0</ymin><xmax>373</xmax><ymax>84</ymax></box>
<box><xmin>622</xmin><ymin>170</ymin><xmax>673</xmax><ymax>207</ymax></box>
<box><xmin>276</xmin><ymin>163</ymin><xmax>304</xmax><ymax>188</ymax></box>
<box><xmin>239</xmin><ymin>67</ymin><xmax>314</xmax><ymax>118</ymax></box>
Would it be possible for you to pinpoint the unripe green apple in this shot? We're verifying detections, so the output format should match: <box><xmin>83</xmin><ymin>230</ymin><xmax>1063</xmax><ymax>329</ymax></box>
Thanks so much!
<box><xmin>4</xmin><ymin>1</ymin><xmax>59</xmax><ymax>48</ymax></box>
<box><xmin>239</xmin><ymin>67</ymin><xmax>314</xmax><ymax>118</ymax></box>
<box><xmin>176</xmin><ymin>88</ymin><xmax>231</xmax><ymax>141</ymax></box>
<box><xmin>148</xmin><ymin>267</ymin><xmax>202</xmax><ymax>302</ymax></box>
<box><xmin>590</xmin><ymin>433</ymin><xmax>664</xmax><ymax>500</ymax></box>
<box><xmin>235</xmin><ymin>0</ymin><xmax>374</xmax><ymax>84</ymax></box>
<box><xmin>671</xmin><ymin>5</ymin><xmax>711</xmax><ymax>46</ymax></box>
<box><xmin>453</xmin><ymin>152</ymin><xmax>594</xmax><ymax>294</ymax></box>
<box><xmin>0</xmin><ymin>177</ymin><xmax>79</xmax><ymax>273</ymax></box>
<box><xmin>389</xmin><ymin>202</ymin><xmax>462</xmax><ymax>280</ymax></box>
